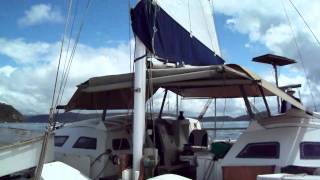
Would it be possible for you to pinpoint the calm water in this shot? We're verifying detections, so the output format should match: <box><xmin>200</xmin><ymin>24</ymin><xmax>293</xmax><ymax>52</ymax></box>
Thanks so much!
<box><xmin>201</xmin><ymin>121</ymin><xmax>250</xmax><ymax>140</ymax></box>
<box><xmin>0</xmin><ymin>127</ymin><xmax>43</xmax><ymax>146</ymax></box>
<box><xmin>0</xmin><ymin>120</ymin><xmax>250</xmax><ymax>147</ymax></box>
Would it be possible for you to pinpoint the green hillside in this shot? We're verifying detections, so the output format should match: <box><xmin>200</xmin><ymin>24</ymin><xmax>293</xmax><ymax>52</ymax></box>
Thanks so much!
<box><xmin>0</xmin><ymin>103</ymin><xmax>23</xmax><ymax>122</ymax></box>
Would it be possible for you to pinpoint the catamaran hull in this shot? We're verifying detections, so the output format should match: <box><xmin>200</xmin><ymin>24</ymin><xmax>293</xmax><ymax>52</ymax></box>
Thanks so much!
<box><xmin>0</xmin><ymin>132</ymin><xmax>54</xmax><ymax>177</ymax></box>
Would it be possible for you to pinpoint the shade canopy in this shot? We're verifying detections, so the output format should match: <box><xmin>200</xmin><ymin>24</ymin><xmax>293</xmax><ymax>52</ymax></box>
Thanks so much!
<box><xmin>62</xmin><ymin>64</ymin><xmax>304</xmax><ymax>112</ymax></box>
<box><xmin>252</xmin><ymin>54</ymin><xmax>296</xmax><ymax>66</ymax></box>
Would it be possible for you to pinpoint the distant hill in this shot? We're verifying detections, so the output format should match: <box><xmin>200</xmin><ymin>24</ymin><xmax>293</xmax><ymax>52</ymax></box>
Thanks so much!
<box><xmin>0</xmin><ymin>102</ymin><xmax>23</xmax><ymax>122</ymax></box>
<box><xmin>201</xmin><ymin>115</ymin><xmax>250</xmax><ymax>122</ymax></box>
<box><xmin>24</xmin><ymin>112</ymin><xmax>102</xmax><ymax>123</ymax></box>
<box><xmin>24</xmin><ymin>112</ymin><xmax>253</xmax><ymax>124</ymax></box>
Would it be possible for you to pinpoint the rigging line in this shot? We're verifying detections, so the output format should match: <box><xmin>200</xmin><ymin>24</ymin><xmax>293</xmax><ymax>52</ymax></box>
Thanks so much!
<box><xmin>187</xmin><ymin>0</ymin><xmax>192</xmax><ymax>35</ymax></box>
<box><xmin>145</xmin><ymin>57</ymin><xmax>157</xmax><ymax>162</ymax></box>
<box><xmin>151</xmin><ymin>0</ymin><xmax>159</xmax><ymax>55</ymax></box>
<box><xmin>56</xmin><ymin>0</ymin><xmax>92</xmax><ymax>108</ymax></box>
<box><xmin>281</xmin><ymin>0</ymin><xmax>318</xmax><ymax>111</ymax></box>
<box><xmin>53</xmin><ymin>0</ymin><xmax>74</xmax><ymax>110</ymax></box>
<box><xmin>147</xmin><ymin>1</ymin><xmax>158</xmax><ymax>134</ymax></box>
<box><xmin>33</xmin><ymin>1</ymin><xmax>74</xmax><ymax>179</ymax></box>
<box><xmin>56</xmin><ymin>0</ymin><xmax>79</xmax><ymax>107</ymax></box>
<box><xmin>124</xmin><ymin>6</ymin><xmax>133</xmax><ymax>120</ymax></box>
<box><xmin>59</xmin><ymin>0</ymin><xmax>79</xmax><ymax>94</ymax></box>
<box><xmin>50</xmin><ymin>0</ymin><xmax>73</xmax><ymax>113</ymax></box>
<box><xmin>288</xmin><ymin>0</ymin><xmax>320</xmax><ymax>48</ymax></box>
<box><xmin>58</xmin><ymin>0</ymin><xmax>89</xmax><ymax>96</ymax></box>
<box><xmin>128</xmin><ymin>0</ymin><xmax>133</xmax><ymax>73</ymax></box>
<box><xmin>199</xmin><ymin>0</ymin><xmax>219</xmax><ymax>55</ymax></box>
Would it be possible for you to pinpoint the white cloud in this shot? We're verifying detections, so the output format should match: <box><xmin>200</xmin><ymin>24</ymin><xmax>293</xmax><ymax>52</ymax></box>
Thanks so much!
<box><xmin>18</xmin><ymin>4</ymin><xmax>64</xmax><ymax>26</ymax></box>
<box><xmin>0</xmin><ymin>38</ymin><xmax>132</xmax><ymax>114</ymax></box>
<box><xmin>0</xmin><ymin>38</ymin><xmax>53</xmax><ymax>64</ymax></box>
<box><xmin>2</xmin><ymin>0</ymin><xmax>320</xmax><ymax>115</ymax></box>
<box><xmin>0</xmin><ymin>66</ymin><xmax>16</xmax><ymax>77</ymax></box>
<box><xmin>214</xmin><ymin>0</ymin><xmax>320</xmax><ymax>111</ymax></box>
<box><xmin>214</xmin><ymin>0</ymin><xmax>320</xmax><ymax>55</ymax></box>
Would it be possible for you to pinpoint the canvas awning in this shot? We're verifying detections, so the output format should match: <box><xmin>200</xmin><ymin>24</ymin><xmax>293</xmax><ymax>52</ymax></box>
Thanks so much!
<box><xmin>62</xmin><ymin>64</ymin><xmax>304</xmax><ymax>111</ymax></box>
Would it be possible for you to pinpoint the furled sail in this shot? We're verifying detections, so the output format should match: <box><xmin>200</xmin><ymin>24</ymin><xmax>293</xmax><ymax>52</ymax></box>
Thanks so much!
<box><xmin>131</xmin><ymin>0</ymin><xmax>224</xmax><ymax>66</ymax></box>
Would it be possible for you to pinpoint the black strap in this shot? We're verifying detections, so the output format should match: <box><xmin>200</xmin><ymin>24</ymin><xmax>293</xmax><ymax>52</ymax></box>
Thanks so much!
<box><xmin>134</xmin><ymin>54</ymin><xmax>147</xmax><ymax>62</ymax></box>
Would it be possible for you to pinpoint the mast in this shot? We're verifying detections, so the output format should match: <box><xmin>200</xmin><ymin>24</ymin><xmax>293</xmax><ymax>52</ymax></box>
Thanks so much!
<box><xmin>130</xmin><ymin>0</ymin><xmax>225</xmax><ymax>177</ymax></box>
<box><xmin>132</xmin><ymin>8</ymin><xmax>146</xmax><ymax>180</ymax></box>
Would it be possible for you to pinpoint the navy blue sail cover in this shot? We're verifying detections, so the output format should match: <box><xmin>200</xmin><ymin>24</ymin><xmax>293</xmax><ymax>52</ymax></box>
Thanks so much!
<box><xmin>131</xmin><ymin>0</ymin><xmax>225</xmax><ymax>66</ymax></box>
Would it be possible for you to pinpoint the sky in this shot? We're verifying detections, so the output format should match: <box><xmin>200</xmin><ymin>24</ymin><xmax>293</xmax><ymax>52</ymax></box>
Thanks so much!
<box><xmin>0</xmin><ymin>0</ymin><xmax>319</xmax><ymax>115</ymax></box>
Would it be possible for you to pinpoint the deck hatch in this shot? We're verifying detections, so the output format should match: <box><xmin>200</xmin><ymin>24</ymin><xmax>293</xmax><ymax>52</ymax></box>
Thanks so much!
<box><xmin>72</xmin><ymin>136</ymin><xmax>97</xmax><ymax>150</ymax></box>
<box><xmin>54</xmin><ymin>136</ymin><xmax>69</xmax><ymax>147</ymax></box>
<box><xmin>300</xmin><ymin>142</ymin><xmax>320</xmax><ymax>159</ymax></box>
<box><xmin>237</xmin><ymin>142</ymin><xmax>280</xmax><ymax>159</ymax></box>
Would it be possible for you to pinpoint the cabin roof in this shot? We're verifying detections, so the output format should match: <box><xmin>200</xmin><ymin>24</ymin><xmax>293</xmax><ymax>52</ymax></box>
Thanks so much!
<box><xmin>61</xmin><ymin>64</ymin><xmax>304</xmax><ymax>111</ymax></box>
<box><xmin>222</xmin><ymin>109</ymin><xmax>320</xmax><ymax>168</ymax></box>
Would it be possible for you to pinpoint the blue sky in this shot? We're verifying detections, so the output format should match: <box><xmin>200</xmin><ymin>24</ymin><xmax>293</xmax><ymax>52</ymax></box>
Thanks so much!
<box><xmin>0</xmin><ymin>1</ymin><xmax>267</xmax><ymax>66</ymax></box>
<box><xmin>0</xmin><ymin>0</ymin><xmax>319</xmax><ymax>114</ymax></box>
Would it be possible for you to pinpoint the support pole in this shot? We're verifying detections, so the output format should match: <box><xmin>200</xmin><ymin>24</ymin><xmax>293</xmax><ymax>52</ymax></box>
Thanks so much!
<box><xmin>214</xmin><ymin>98</ymin><xmax>217</xmax><ymax>139</ymax></box>
<box><xmin>102</xmin><ymin>109</ymin><xmax>107</xmax><ymax>121</ymax></box>
<box><xmin>198</xmin><ymin>99</ymin><xmax>213</xmax><ymax>120</ymax></box>
<box><xmin>258</xmin><ymin>85</ymin><xmax>271</xmax><ymax>117</ymax></box>
<box><xmin>273</xmin><ymin>64</ymin><xmax>280</xmax><ymax>113</ymax></box>
<box><xmin>132</xmin><ymin>36</ymin><xmax>146</xmax><ymax>180</ymax></box>
<box><xmin>239</xmin><ymin>85</ymin><xmax>254</xmax><ymax>118</ymax></box>
<box><xmin>158</xmin><ymin>89</ymin><xmax>168</xmax><ymax>119</ymax></box>
<box><xmin>176</xmin><ymin>94</ymin><xmax>179</xmax><ymax>117</ymax></box>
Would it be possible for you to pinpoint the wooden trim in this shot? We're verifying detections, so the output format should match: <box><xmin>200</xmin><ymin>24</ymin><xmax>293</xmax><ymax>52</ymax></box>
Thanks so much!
<box><xmin>223</xmin><ymin>166</ymin><xmax>275</xmax><ymax>180</ymax></box>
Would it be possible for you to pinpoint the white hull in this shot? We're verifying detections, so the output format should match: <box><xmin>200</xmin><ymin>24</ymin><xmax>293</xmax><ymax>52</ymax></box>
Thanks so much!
<box><xmin>0</xmin><ymin>128</ymin><xmax>54</xmax><ymax>177</ymax></box>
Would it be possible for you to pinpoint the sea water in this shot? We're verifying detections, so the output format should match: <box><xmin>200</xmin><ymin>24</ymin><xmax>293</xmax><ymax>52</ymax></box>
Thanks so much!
<box><xmin>0</xmin><ymin>127</ymin><xmax>43</xmax><ymax>147</ymax></box>
<box><xmin>201</xmin><ymin>121</ymin><xmax>250</xmax><ymax>140</ymax></box>
<box><xmin>0</xmin><ymin>120</ymin><xmax>250</xmax><ymax>146</ymax></box>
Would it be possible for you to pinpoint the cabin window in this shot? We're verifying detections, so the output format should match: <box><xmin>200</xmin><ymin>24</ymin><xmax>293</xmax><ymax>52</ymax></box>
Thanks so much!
<box><xmin>300</xmin><ymin>142</ymin><xmax>320</xmax><ymax>159</ymax></box>
<box><xmin>112</xmin><ymin>138</ymin><xmax>130</xmax><ymax>150</ymax></box>
<box><xmin>73</xmin><ymin>137</ymin><xmax>97</xmax><ymax>150</ymax></box>
<box><xmin>54</xmin><ymin>136</ymin><xmax>68</xmax><ymax>147</ymax></box>
<box><xmin>237</xmin><ymin>142</ymin><xmax>280</xmax><ymax>159</ymax></box>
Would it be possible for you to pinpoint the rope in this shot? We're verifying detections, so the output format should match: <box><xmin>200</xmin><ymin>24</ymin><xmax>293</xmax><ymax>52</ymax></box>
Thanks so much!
<box><xmin>281</xmin><ymin>0</ymin><xmax>318</xmax><ymax>111</ymax></box>
<box><xmin>123</xmin><ymin>0</ymin><xmax>133</xmax><ymax>124</ymax></box>
<box><xmin>288</xmin><ymin>0</ymin><xmax>320</xmax><ymax>48</ymax></box>
<box><xmin>93</xmin><ymin>158</ymin><xmax>110</xmax><ymax>180</ymax></box>
<box><xmin>148</xmin><ymin>1</ymin><xmax>159</xmax><ymax>170</ymax></box>
<box><xmin>199</xmin><ymin>0</ymin><xmax>220</xmax><ymax>55</ymax></box>
<box><xmin>128</xmin><ymin>0</ymin><xmax>133</xmax><ymax>73</ymax></box>
<box><xmin>151</xmin><ymin>1</ymin><xmax>159</xmax><ymax>55</ymax></box>
<box><xmin>187</xmin><ymin>0</ymin><xmax>192</xmax><ymax>37</ymax></box>
<box><xmin>50</xmin><ymin>0</ymin><xmax>92</xmax><ymax>129</ymax></box>
<box><xmin>52</xmin><ymin>0</ymin><xmax>80</xmax><ymax>124</ymax></box>
<box><xmin>56</xmin><ymin>0</ymin><xmax>79</xmax><ymax>106</ymax></box>
<box><xmin>56</xmin><ymin>0</ymin><xmax>92</xmax><ymax>109</ymax></box>
<box><xmin>214</xmin><ymin>98</ymin><xmax>217</xmax><ymax>140</ymax></box>
<box><xmin>50</xmin><ymin>0</ymin><xmax>73</xmax><ymax>119</ymax></box>
<box><xmin>33</xmin><ymin>1</ymin><xmax>74</xmax><ymax>179</ymax></box>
